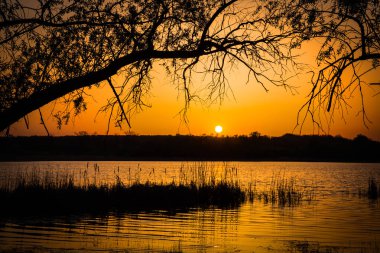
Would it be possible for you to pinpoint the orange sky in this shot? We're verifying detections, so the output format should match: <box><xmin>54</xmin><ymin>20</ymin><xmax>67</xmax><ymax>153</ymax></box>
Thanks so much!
<box><xmin>6</xmin><ymin>42</ymin><xmax>380</xmax><ymax>140</ymax></box>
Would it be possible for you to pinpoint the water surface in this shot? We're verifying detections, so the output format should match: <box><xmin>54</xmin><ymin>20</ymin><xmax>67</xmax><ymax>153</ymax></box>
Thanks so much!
<box><xmin>0</xmin><ymin>161</ymin><xmax>379</xmax><ymax>252</ymax></box>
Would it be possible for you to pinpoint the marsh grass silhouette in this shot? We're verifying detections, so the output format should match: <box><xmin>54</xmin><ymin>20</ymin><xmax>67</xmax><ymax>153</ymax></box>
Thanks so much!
<box><xmin>368</xmin><ymin>177</ymin><xmax>379</xmax><ymax>200</ymax></box>
<box><xmin>247</xmin><ymin>174</ymin><xmax>314</xmax><ymax>207</ymax></box>
<box><xmin>358</xmin><ymin>177</ymin><xmax>380</xmax><ymax>200</ymax></box>
<box><xmin>0</xmin><ymin>164</ymin><xmax>313</xmax><ymax>215</ymax></box>
<box><xmin>0</xmin><ymin>165</ymin><xmax>246</xmax><ymax>214</ymax></box>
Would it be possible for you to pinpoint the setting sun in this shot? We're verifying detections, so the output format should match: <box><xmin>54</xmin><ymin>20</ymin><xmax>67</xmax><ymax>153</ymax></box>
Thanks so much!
<box><xmin>1</xmin><ymin>0</ymin><xmax>380</xmax><ymax>252</ymax></box>
<box><xmin>215</xmin><ymin>125</ymin><xmax>223</xmax><ymax>134</ymax></box>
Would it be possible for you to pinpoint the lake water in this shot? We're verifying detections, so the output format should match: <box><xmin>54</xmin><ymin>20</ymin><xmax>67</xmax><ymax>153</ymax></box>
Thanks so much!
<box><xmin>0</xmin><ymin>161</ymin><xmax>379</xmax><ymax>252</ymax></box>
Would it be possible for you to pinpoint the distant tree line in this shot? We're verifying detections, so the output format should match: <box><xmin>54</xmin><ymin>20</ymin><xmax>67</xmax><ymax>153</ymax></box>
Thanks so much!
<box><xmin>1</xmin><ymin>134</ymin><xmax>379</xmax><ymax>162</ymax></box>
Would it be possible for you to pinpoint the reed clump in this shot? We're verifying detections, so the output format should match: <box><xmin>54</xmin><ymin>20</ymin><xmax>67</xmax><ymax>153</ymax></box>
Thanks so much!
<box><xmin>367</xmin><ymin>177</ymin><xmax>379</xmax><ymax>199</ymax></box>
<box><xmin>359</xmin><ymin>177</ymin><xmax>380</xmax><ymax>200</ymax></box>
<box><xmin>0</xmin><ymin>164</ymin><xmax>246</xmax><ymax>215</ymax></box>
<box><xmin>246</xmin><ymin>175</ymin><xmax>313</xmax><ymax>207</ymax></box>
<box><xmin>0</xmin><ymin>163</ymin><xmax>316</xmax><ymax>215</ymax></box>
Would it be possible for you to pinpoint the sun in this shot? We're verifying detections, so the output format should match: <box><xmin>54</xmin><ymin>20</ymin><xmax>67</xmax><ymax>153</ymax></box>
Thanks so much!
<box><xmin>215</xmin><ymin>125</ymin><xmax>223</xmax><ymax>134</ymax></box>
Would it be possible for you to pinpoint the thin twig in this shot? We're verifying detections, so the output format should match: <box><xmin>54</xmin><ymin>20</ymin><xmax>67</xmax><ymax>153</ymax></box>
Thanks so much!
<box><xmin>107</xmin><ymin>78</ymin><xmax>131</xmax><ymax>128</ymax></box>
<box><xmin>38</xmin><ymin>109</ymin><xmax>50</xmax><ymax>136</ymax></box>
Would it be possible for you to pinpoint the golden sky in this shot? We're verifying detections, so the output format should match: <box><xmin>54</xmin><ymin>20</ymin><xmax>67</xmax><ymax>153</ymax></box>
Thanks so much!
<box><xmin>7</xmin><ymin>41</ymin><xmax>380</xmax><ymax>140</ymax></box>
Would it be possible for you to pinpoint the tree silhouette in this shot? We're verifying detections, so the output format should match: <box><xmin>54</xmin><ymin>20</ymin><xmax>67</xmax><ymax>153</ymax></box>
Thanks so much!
<box><xmin>296</xmin><ymin>0</ymin><xmax>380</xmax><ymax>130</ymax></box>
<box><xmin>0</xmin><ymin>0</ymin><xmax>379</xmax><ymax>132</ymax></box>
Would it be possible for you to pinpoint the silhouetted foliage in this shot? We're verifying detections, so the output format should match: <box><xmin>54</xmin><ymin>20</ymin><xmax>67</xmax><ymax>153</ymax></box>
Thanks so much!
<box><xmin>0</xmin><ymin>164</ymin><xmax>246</xmax><ymax>214</ymax></box>
<box><xmin>0</xmin><ymin>0</ymin><xmax>379</xmax><ymax>132</ymax></box>
<box><xmin>296</xmin><ymin>0</ymin><xmax>380</xmax><ymax>130</ymax></box>
<box><xmin>0</xmin><ymin>178</ymin><xmax>246</xmax><ymax>215</ymax></box>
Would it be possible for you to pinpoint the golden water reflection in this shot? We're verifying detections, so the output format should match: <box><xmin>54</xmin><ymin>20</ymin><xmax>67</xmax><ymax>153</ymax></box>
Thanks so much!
<box><xmin>1</xmin><ymin>199</ymin><xmax>379</xmax><ymax>252</ymax></box>
<box><xmin>0</xmin><ymin>161</ymin><xmax>380</xmax><ymax>252</ymax></box>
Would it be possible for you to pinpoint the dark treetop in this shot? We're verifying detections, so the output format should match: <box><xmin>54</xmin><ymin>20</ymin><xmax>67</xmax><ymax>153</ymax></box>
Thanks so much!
<box><xmin>1</xmin><ymin>0</ymin><xmax>379</xmax><ymax>133</ymax></box>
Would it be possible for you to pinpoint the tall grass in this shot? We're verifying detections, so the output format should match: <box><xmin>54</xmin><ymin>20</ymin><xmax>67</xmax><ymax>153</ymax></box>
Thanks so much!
<box><xmin>359</xmin><ymin>177</ymin><xmax>380</xmax><ymax>200</ymax></box>
<box><xmin>368</xmin><ymin>177</ymin><xmax>379</xmax><ymax>199</ymax></box>
<box><xmin>246</xmin><ymin>174</ymin><xmax>314</xmax><ymax>207</ymax></box>
<box><xmin>0</xmin><ymin>163</ymin><xmax>314</xmax><ymax>215</ymax></box>
<box><xmin>0</xmin><ymin>163</ymin><xmax>246</xmax><ymax>214</ymax></box>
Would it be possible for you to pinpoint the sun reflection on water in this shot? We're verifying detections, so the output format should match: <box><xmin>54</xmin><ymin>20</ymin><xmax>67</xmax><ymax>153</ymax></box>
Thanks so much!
<box><xmin>0</xmin><ymin>161</ymin><xmax>380</xmax><ymax>252</ymax></box>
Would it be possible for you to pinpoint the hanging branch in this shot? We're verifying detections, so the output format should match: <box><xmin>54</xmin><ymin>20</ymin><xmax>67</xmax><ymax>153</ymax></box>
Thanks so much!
<box><xmin>38</xmin><ymin>109</ymin><xmax>50</xmax><ymax>136</ymax></box>
<box><xmin>107</xmin><ymin>78</ymin><xmax>131</xmax><ymax>129</ymax></box>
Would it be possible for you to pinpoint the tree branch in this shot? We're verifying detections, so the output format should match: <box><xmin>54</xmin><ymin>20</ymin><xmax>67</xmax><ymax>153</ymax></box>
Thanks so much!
<box><xmin>107</xmin><ymin>78</ymin><xmax>131</xmax><ymax>128</ymax></box>
<box><xmin>0</xmin><ymin>48</ymin><xmax>208</xmax><ymax>131</ymax></box>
